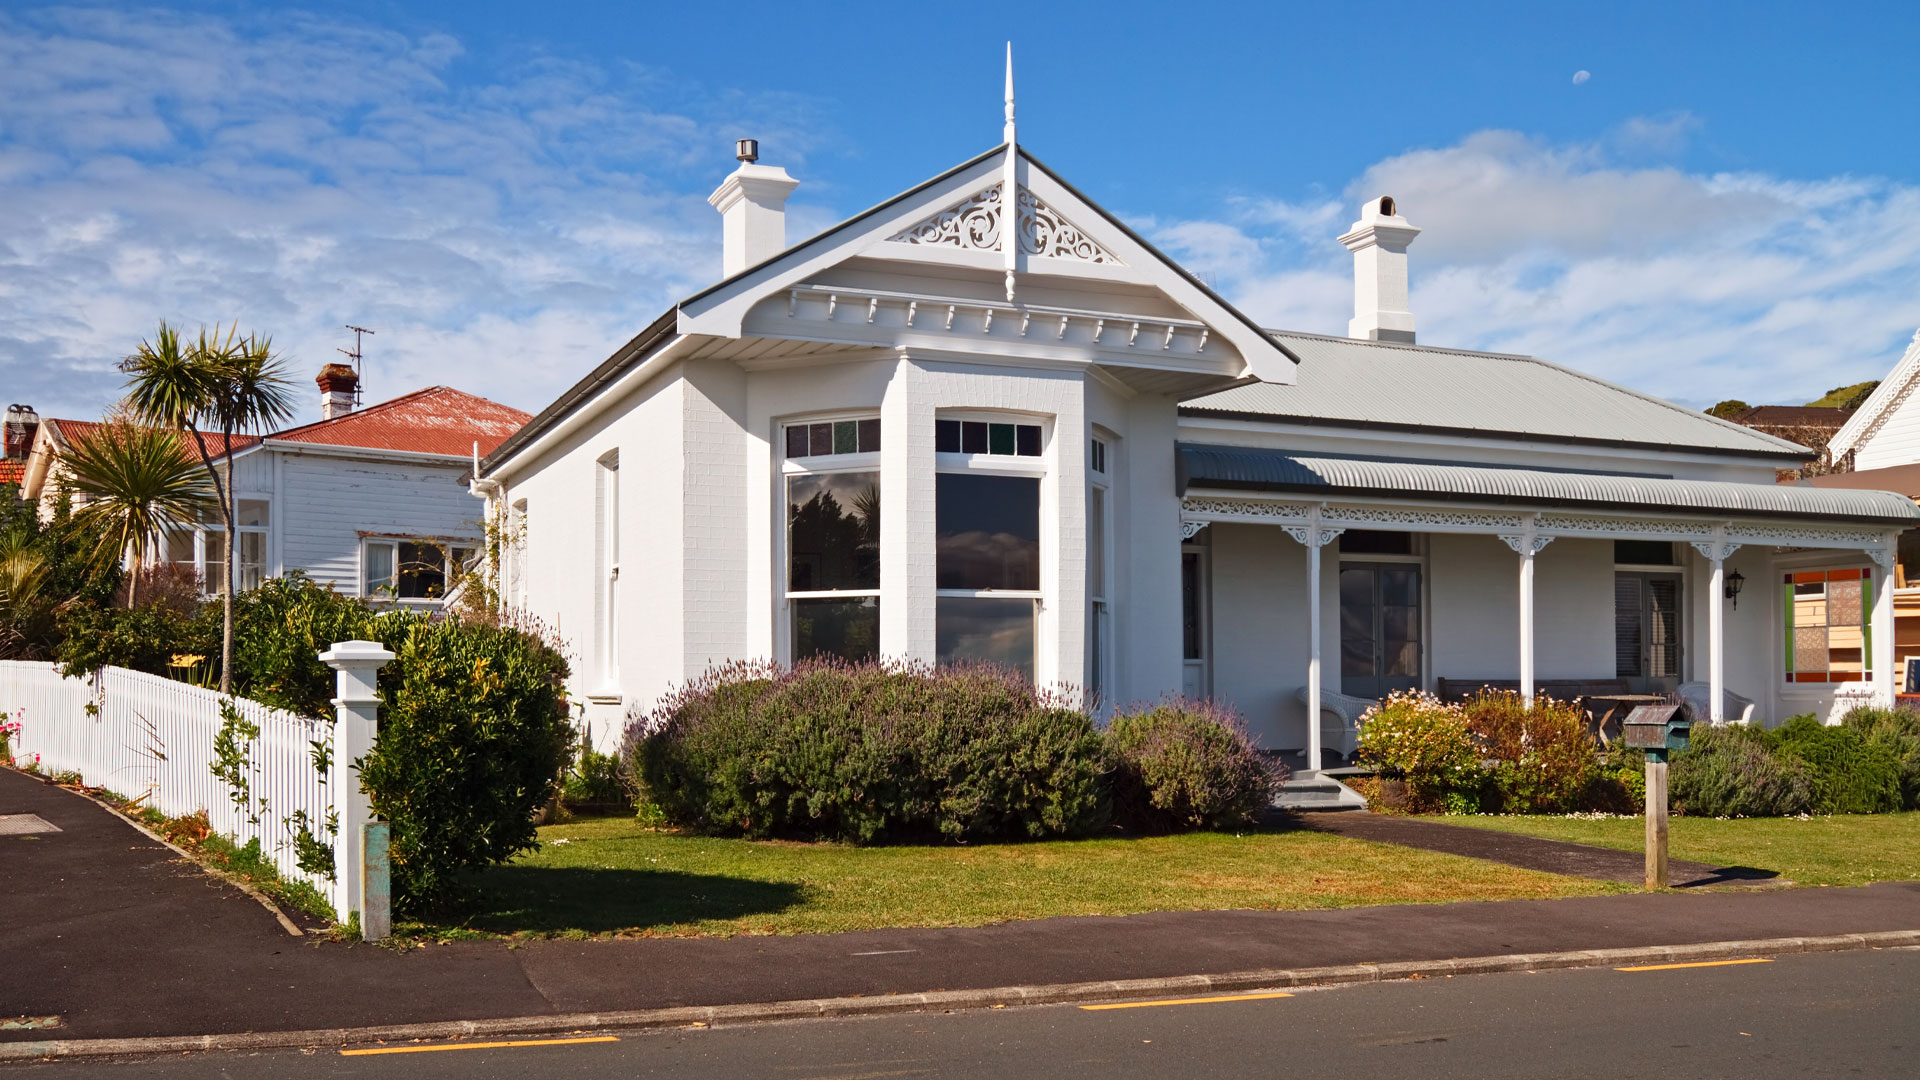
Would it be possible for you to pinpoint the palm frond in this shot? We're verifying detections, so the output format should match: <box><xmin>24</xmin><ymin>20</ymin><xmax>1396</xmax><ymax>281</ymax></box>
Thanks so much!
<box><xmin>58</xmin><ymin>420</ymin><xmax>217</xmax><ymax>575</ymax></box>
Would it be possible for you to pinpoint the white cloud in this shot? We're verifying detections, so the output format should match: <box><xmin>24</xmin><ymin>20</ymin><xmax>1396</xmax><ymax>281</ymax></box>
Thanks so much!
<box><xmin>1156</xmin><ymin>125</ymin><xmax>1920</xmax><ymax>409</ymax></box>
<box><xmin>0</xmin><ymin>7</ymin><xmax>831</xmax><ymax>424</ymax></box>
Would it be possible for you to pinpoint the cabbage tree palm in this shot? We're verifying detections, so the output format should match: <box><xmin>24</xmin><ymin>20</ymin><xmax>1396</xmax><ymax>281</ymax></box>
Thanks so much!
<box><xmin>120</xmin><ymin>322</ymin><xmax>296</xmax><ymax>692</ymax></box>
<box><xmin>58</xmin><ymin>418</ymin><xmax>216</xmax><ymax>608</ymax></box>
<box><xmin>0</xmin><ymin>530</ymin><xmax>53</xmax><ymax>660</ymax></box>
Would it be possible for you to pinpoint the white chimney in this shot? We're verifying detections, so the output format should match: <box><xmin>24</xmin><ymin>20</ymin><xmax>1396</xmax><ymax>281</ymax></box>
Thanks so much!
<box><xmin>707</xmin><ymin>139</ymin><xmax>799</xmax><ymax>279</ymax></box>
<box><xmin>1338</xmin><ymin>195</ymin><xmax>1421</xmax><ymax>343</ymax></box>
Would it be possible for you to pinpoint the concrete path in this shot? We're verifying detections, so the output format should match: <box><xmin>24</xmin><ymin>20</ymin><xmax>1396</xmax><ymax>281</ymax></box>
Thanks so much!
<box><xmin>5</xmin><ymin>766</ymin><xmax>1915</xmax><ymax>1045</ymax></box>
<box><xmin>1299</xmin><ymin>811</ymin><xmax>1780</xmax><ymax>886</ymax></box>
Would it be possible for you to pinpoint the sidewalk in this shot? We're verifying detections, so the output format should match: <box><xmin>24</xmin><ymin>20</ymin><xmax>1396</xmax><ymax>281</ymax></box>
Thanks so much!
<box><xmin>5</xmin><ymin>765</ymin><xmax>1918</xmax><ymax>1044</ymax></box>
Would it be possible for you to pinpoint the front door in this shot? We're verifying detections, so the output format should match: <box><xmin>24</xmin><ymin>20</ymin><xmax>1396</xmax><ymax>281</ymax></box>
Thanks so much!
<box><xmin>1615</xmin><ymin>572</ymin><xmax>1683</xmax><ymax>694</ymax></box>
<box><xmin>1340</xmin><ymin>562</ymin><xmax>1422</xmax><ymax>698</ymax></box>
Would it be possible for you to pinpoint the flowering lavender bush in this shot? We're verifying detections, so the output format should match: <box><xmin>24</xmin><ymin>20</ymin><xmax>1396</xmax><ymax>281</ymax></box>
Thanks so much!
<box><xmin>1670</xmin><ymin>723</ymin><xmax>1813</xmax><ymax>818</ymax></box>
<box><xmin>1107</xmin><ymin>699</ymin><xmax>1281</xmax><ymax>831</ymax></box>
<box><xmin>624</xmin><ymin>659</ymin><xmax>1109</xmax><ymax>843</ymax></box>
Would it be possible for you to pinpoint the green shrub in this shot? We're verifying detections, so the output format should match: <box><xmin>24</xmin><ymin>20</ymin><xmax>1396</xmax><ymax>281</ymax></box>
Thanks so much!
<box><xmin>357</xmin><ymin>615</ymin><xmax>574</xmax><ymax>912</ymax></box>
<box><xmin>1356</xmin><ymin>691</ymin><xmax>1481</xmax><ymax>809</ymax></box>
<box><xmin>1671</xmin><ymin>723</ymin><xmax>1813</xmax><ymax>817</ymax></box>
<box><xmin>1768</xmin><ymin>714</ymin><xmax>1902</xmax><ymax>814</ymax></box>
<box><xmin>1464</xmin><ymin>691</ymin><xmax>1598</xmax><ymax>814</ymax></box>
<box><xmin>56</xmin><ymin>601</ymin><xmax>216</xmax><ymax>678</ymax></box>
<box><xmin>1841</xmin><ymin>706</ymin><xmax>1920</xmax><ymax>810</ymax></box>
<box><xmin>1108</xmin><ymin>700</ymin><xmax>1280</xmax><ymax>831</ymax></box>
<box><xmin>627</xmin><ymin>660</ymin><xmax>1110</xmax><ymax>844</ymax></box>
<box><xmin>561</xmin><ymin>747</ymin><xmax>630</xmax><ymax>807</ymax></box>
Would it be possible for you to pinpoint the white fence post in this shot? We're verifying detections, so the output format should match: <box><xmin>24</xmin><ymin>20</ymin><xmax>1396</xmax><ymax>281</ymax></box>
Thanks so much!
<box><xmin>318</xmin><ymin>640</ymin><xmax>394</xmax><ymax>939</ymax></box>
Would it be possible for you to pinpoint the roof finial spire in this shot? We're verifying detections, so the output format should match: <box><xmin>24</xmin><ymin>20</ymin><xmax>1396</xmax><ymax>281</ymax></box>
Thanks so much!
<box><xmin>1003</xmin><ymin>42</ymin><xmax>1016</xmax><ymax>145</ymax></box>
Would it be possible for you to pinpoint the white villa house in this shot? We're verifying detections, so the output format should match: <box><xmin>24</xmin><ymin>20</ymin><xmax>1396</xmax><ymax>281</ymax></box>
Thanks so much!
<box><xmin>22</xmin><ymin>367</ymin><xmax>529</xmax><ymax>606</ymax></box>
<box><xmin>475</xmin><ymin>98</ymin><xmax>1920</xmax><ymax>764</ymax></box>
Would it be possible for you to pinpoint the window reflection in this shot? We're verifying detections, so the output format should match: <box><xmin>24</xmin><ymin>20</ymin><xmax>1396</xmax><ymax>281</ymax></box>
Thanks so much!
<box><xmin>936</xmin><ymin>597</ymin><xmax>1034</xmax><ymax>680</ymax></box>
<box><xmin>788</xmin><ymin>472</ymin><xmax>880</xmax><ymax>591</ymax></box>
<box><xmin>935</xmin><ymin>474</ymin><xmax>1038</xmax><ymax>591</ymax></box>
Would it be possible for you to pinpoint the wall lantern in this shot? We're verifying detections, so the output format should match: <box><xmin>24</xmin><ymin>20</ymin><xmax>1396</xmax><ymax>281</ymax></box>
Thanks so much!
<box><xmin>1724</xmin><ymin>568</ymin><xmax>1746</xmax><ymax>609</ymax></box>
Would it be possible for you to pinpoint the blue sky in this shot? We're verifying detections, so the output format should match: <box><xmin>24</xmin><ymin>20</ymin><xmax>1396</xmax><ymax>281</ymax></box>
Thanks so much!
<box><xmin>5</xmin><ymin>1</ymin><xmax>1920</xmax><ymax>424</ymax></box>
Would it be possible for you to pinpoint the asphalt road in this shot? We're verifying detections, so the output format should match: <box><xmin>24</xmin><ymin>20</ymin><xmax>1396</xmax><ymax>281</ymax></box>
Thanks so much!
<box><xmin>15</xmin><ymin>947</ymin><xmax>1919</xmax><ymax>1078</ymax></box>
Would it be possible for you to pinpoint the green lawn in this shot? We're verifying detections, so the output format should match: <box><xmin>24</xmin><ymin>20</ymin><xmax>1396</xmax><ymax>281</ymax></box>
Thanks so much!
<box><xmin>438</xmin><ymin>816</ymin><xmax>1621</xmax><ymax>939</ymax></box>
<box><xmin>1447</xmin><ymin>813</ymin><xmax>1920</xmax><ymax>887</ymax></box>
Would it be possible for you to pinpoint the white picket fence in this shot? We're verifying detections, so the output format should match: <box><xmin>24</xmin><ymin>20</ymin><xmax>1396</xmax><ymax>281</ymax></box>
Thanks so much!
<box><xmin>0</xmin><ymin>660</ymin><xmax>339</xmax><ymax>906</ymax></box>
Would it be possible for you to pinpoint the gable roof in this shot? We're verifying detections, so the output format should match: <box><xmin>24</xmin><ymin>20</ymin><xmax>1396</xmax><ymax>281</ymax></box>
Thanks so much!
<box><xmin>1181</xmin><ymin>331</ymin><xmax>1811</xmax><ymax>461</ymax></box>
<box><xmin>1829</xmin><ymin>328</ymin><xmax>1920</xmax><ymax>461</ymax></box>
<box><xmin>268</xmin><ymin>386</ymin><xmax>530</xmax><ymax>458</ymax></box>
<box><xmin>485</xmin><ymin>144</ymin><xmax>1299</xmax><ymax>477</ymax></box>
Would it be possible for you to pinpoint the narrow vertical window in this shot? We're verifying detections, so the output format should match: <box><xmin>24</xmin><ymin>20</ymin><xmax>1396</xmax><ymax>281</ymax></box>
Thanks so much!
<box><xmin>510</xmin><ymin>498</ymin><xmax>529</xmax><ymax>608</ymax></box>
<box><xmin>1087</xmin><ymin>482</ymin><xmax>1109</xmax><ymax>703</ymax></box>
<box><xmin>596</xmin><ymin>452</ymin><xmax>620</xmax><ymax>686</ymax></box>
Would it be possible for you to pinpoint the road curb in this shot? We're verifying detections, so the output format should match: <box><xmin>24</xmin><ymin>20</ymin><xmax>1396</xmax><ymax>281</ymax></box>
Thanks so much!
<box><xmin>5</xmin><ymin>928</ymin><xmax>1918</xmax><ymax>1061</ymax></box>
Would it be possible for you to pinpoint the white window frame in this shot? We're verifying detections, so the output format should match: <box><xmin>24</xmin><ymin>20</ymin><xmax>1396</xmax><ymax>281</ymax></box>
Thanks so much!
<box><xmin>934</xmin><ymin>411</ymin><xmax>1050</xmax><ymax>677</ymax></box>
<box><xmin>361</xmin><ymin>536</ymin><xmax>476</xmax><ymax>606</ymax></box>
<box><xmin>165</xmin><ymin>495</ymin><xmax>272</xmax><ymax>596</ymax></box>
<box><xmin>595</xmin><ymin>452</ymin><xmax>620</xmax><ymax>689</ymax></box>
<box><xmin>779</xmin><ymin>412</ymin><xmax>882</xmax><ymax>664</ymax></box>
<box><xmin>1088</xmin><ymin>466</ymin><xmax>1111</xmax><ymax>710</ymax></box>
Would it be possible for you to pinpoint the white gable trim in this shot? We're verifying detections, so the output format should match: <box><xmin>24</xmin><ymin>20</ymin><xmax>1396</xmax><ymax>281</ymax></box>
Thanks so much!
<box><xmin>1830</xmin><ymin>327</ymin><xmax>1920</xmax><ymax>461</ymax></box>
<box><xmin>676</xmin><ymin>145</ymin><xmax>1296</xmax><ymax>385</ymax></box>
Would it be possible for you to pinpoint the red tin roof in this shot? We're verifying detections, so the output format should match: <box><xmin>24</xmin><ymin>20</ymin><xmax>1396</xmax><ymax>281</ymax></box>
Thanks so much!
<box><xmin>268</xmin><ymin>386</ymin><xmax>530</xmax><ymax>458</ymax></box>
<box><xmin>44</xmin><ymin>418</ymin><xmax>260</xmax><ymax>457</ymax></box>
<box><xmin>0</xmin><ymin>460</ymin><xmax>24</xmax><ymax>487</ymax></box>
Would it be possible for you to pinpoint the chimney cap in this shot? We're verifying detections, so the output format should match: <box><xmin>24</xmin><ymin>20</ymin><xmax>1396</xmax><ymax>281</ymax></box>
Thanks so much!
<box><xmin>316</xmin><ymin>363</ymin><xmax>359</xmax><ymax>390</ymax></box>
<box><xmin>736</xmin><ymin>138</ymin><xmax>759</xmax><ymax>164</ymax></box>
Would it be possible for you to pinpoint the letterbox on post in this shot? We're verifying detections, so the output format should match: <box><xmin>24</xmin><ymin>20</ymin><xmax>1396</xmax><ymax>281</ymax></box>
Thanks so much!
<box><xmin>1623</xmin><ymin>703</ymin><xmax>1691</xmax><ymax>890</ymax></box>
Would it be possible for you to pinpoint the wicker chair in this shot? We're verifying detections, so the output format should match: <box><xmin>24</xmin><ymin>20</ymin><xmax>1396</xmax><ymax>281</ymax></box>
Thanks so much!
<box><xmin>1675</xmin><ymin>681</ymin><xmax>1757</xmax><ymax>725</ymax></box>
<box><xmin>1294</xmin><ymin>685</ymin><xmax>1377</xmax><ymax>763</ymax></box>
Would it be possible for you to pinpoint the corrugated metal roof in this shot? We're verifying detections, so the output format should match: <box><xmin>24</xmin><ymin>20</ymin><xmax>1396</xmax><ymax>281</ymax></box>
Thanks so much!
<box><xmin>1177</xmin><ymin>443</ymin><xmax>1920</xmax><ymax>524</ymax></box>
<box><xmin>1183</xmin><ymin>332</ymin><xmax>1809</xmax><ymax>460</ymax></box>
<box><xmin>45</xmin><ymin>418</ymin><xmax>259</xmax><ymax>456</ymax></box>
<box><xmin>270</xmin><ymin>387</ymin><xmax>530</xmax><ymax>458</ymax></box>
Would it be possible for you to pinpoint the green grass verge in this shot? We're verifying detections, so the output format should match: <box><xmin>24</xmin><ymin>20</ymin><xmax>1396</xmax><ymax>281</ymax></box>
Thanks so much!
<box><xmin>1446</xmin><ymin>812</ymin><xmax>1920</xmax><ymax>887</ymax></box>
<box><xmin>428</xmin><ymin>815</ymin><xmax>1623</xmax><ymax>940</ymax></box>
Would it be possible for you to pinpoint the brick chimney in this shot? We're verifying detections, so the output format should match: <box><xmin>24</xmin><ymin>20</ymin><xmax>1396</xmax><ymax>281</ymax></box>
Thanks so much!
<box><xmin>317</xmin><ymin>364</ymin><xmax>359</xmax><ymax>420</ymax></box>
<box><xmin>707</xmin><ymin>139</ymin><xmax>799</xmax><ymax>279</ymax></box>
<box><xmin>4</xmin><ymin>404</ymin><xmax>39</xmax><ymax>460</ymax></box>
<box><xmin>1339</xmin><ymin>196</ymin><xmax>1421</xmax><ymax>344</ymax></box>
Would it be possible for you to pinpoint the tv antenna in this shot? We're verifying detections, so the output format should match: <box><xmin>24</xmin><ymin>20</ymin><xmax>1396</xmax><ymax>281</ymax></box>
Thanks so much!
<box><xmin>338</xmin><ymin>325</ymin><xmax>375</xmax><ymax>406</ymax></box>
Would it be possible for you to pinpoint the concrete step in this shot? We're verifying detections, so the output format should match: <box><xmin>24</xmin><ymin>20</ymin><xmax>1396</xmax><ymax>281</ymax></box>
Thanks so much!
<box><xmin>1272</xmin><ymin>774</ymin><xmax>1368</xmax><ymax>813</ymax></box>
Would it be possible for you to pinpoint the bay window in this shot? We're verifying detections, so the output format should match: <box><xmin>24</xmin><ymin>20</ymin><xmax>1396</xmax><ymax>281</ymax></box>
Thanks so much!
<box><xmin>785</xmin><ymin>416</ymin><xmax>880</xmax><ymax>663</ymax></box>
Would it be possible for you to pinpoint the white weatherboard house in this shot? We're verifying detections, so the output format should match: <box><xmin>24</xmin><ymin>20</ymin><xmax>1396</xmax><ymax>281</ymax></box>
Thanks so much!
<box><xmin>476</xmin><ymin>88</ymin><xmax>1920</xmax><ymax>764</ymax></box>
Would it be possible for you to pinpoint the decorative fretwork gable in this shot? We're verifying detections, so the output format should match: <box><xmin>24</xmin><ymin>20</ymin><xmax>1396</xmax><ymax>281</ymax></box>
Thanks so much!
<box><xmin>889</xmin><ymin>183</ymin><xmax>1122</xmax><ymax>265</ymax></box>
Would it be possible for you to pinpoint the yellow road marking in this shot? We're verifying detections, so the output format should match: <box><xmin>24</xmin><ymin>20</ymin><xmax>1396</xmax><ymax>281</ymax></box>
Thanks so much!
<box><xmin>1616</xmin><ymin>958</ymin><xmax>1774</xmax><ymax>972</ymax></box>
<box><xmin>1080</xmin><ymin>992</ymin><xmax>1294</xmax><ymax>1011</ymax></box>
<box><xmin>340</xmin><ymin>1036</ymin><xmax>619</xmax><ymax>1056</ymax></box>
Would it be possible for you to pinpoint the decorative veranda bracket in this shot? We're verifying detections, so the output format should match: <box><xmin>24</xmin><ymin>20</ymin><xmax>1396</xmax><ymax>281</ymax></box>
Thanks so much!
<box><xmin>1688</xmin><ymin>540</ymin><xmax>1743</xmax><ymax>562</ymax></box>
<box><xmin>1181</xmin><ymin>519</ymin><xmax>1210</xmax><ymax>540</ymax></box>
<box><xmin>1498</xmin><ymin>533</ymin><xmax>1556</xmax><ymax>555</ymax></box>
<box><xmin>1282</xmin><ymin>525</ymin><xmax>1344</xmax><ymax>547</ymax></box>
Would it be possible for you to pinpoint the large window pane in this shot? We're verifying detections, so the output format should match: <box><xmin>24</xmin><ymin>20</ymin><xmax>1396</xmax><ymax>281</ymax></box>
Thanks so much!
<box><xmin>936</xmin><ymin>473</ymin><xmax>1039</xmax><ymax>590</ymax></box>
<box><xmin>1182</xmin><ymin>551</ymin><xmax>1204</xmax><ymax>661</ymax></box>
<box><xmin>397</xmin><ymin>541</ymin><xmax>446</xmax><ymax>598</ymax></box>
<box><xmin>793</xmin><ymin>597</ymin><xmax>880</xmax><ymax>664</ymax></box>
<box><xmin>238</xmin><ymin>532</ymin><xmax>266</xmax><ymax>591</ymax></box>
<box><xmin>1339</xmin><ymin>568</ymin><xmax>1374</xmax><ymax>677</ymax></box>
<box><xmin>237</xmin><ymin>499</ymin><xmax>270</xmax><ymax>527</ymax></box>
<box><xmin>936</xmin><ymin>596</ymin><xmax>1034</xmax><ymax>680</ymax></box>
<box><xmin>365</xmin><ymin>542</ymin><xmax>394</xmax><ymax>595</ymax></box>
<box><xmin>788</xmin><ymin>472</ymin><xmax>880</xmax><ymax>591</ymax></box>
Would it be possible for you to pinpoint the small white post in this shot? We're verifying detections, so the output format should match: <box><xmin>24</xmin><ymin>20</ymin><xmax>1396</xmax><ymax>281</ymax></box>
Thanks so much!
<box><xmin>1708</xmin><ymin>553</ymin><xmax>1726</xmax><ymax>723</ymax></box>
<box><xmin>319</xmin><ymin>639</ymin><xmax>395</xmax><ymax>939</ymax></box>
<box><xmin>1306</xmin><ymin>523</ymin><xmax>1323</xmax><ymax>777</ymax></box>
<box><xmin>1873</xmin><ymin>543</ymin><xmax>1897</xmax><ymax>707</ymax></box>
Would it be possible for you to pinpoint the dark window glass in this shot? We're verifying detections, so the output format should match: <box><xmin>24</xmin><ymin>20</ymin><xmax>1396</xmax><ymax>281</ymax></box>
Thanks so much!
<box><xmin>1091</xmin><ymin>439</ymin><xmax>1106</xmax><ymax>473</ymax></box>
<box><xmin>1339</xmin><ymin>568</ymin><xmax>1374</xmax><ymax>677</ymax></box>
<box><xmin>936</xmin><ymin>596</ymin><xmax>1034</xmax><ymax>680</ymax></box>
<box><xmin>788</xmin><ymin>472</ymin><xmax>880</xmax><ymax>591</ymax></box>
<box><xmin>1340</xmin><ymin>563</ymin><xmax>1423</xmax><ymax>696</ymax></box>
<box><xmin>785</xmin><ymin>425</ymin><xmax>809</xmax><ymax>459</ymax></box>
<box><xmin>1341</xmin><ymin>530</ymin><xmax>1414</xmax><ymax>555</ymax></box>
<box><xmin>989</xmin><ymin>423</ymin><xmax>1016</xmax><ymax>455</ymax></box>
<box><xmin>1615</xmin><ymin>540</ymin><xmax>1675</xmax><ymax>565</ymax></box>
<box><xmin>1182</xmin><ymin>552</ymin><xmax>1203</xmax><ymax>660</ymax></box>
<box><xmin>397</xmin><ymin>541</ymin><xmax>447</xmax><ymax>599</ymax></box>
<box><xmin>857</xmin><ymin>418</ymin><xmax>881</xmax><ymax>453</ymax></box>
<box><xmin>936</xmin><ymin>473</ymin><xmax>1039</xmax><ymax>590</ymax></box>
<box><xmin>1015</xmin><ymin>424</ymin><xmax>1041</xmax><ymax>456</ymax></box>
<box><xmin>793</xmin><ymin>597</ymin><xmax>879</xmax><ymax>664</ymax></box>
<box><xmin>808</xmin><ymin>423</ymin><xmax>833</xmax><ymax>457</ymax></box>
<box><xmin>961</xmin><ymin>421</ymin><xmax>989</xmax><ymax>454</ymax></box>
<box><xmin>936</xmin><ymin>419</ymin><xmax>961</xmax><ymax>453</ymax></box>
<box><xmin>833</xmin><ymin>420</ymin><xmax>857</xmax><ymax>455</ymax></box>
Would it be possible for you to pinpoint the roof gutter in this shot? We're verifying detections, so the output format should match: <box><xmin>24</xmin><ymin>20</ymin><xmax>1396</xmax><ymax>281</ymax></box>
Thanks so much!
<box><xmin>481</xmin><ymin>314</ymin><xmax>692</xmax><ymax>480</ymax></box>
